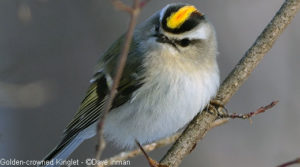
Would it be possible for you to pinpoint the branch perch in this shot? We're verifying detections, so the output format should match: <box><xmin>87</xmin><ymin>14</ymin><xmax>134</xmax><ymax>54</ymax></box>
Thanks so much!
<box><xmin>160</xmin><ymin>0</ymin><xmax>300</xmax><ymax>166</ymax></box>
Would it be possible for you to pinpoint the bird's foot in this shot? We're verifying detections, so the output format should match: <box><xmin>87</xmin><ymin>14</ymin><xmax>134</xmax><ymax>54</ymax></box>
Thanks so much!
<box><xmin>208</xmin><ymin>100</ymin><xmax>228</xmax><ymax>118</ymax></box>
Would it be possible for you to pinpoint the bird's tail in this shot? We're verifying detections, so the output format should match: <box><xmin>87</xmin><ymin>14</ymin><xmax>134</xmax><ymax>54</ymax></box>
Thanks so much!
<box><xmin>39</xmin><ymin>135</ymin><xmax>85</xmax><ymax>167</ymax></box>
<box><xmin>40</xmin><ymin>121</ymin><xmax>98</xmax><ymax>167</ymax></box>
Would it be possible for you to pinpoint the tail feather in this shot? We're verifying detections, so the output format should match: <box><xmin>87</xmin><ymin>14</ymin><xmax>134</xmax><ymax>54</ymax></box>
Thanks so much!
<box><xmin>40</xmin><ymin>122</ymin><xmax>98</xmax><ymax>167</ymax></box>
<box><xmin>40</xmin><ymin>135</ymin><xmax>85</xmax><ymax>167</ymax></box>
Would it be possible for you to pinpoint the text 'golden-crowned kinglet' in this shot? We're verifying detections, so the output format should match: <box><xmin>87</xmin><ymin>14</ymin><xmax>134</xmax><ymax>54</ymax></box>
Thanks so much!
<box><xmin>41</xmin><ymin>3</ymin><xmax>220</xmax><ymax>166</ymax></box>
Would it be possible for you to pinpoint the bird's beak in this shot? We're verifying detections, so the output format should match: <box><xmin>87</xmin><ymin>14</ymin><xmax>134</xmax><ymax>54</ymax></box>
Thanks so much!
<box><xmin>153</xmin><ymin>33</ymin><xmax>179</xmax><ymax>51</ymax></box>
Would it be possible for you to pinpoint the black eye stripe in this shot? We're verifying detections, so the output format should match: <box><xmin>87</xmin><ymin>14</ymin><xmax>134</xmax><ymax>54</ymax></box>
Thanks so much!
<box><xmin>177</xmin><ymin>38</ymin><xmax>191</xmax><ymax>47</ymax></box>
<box><xmin>174</xmin><ymin>38</ymin><xmax>200</xmax><ymax>47</ymax></box>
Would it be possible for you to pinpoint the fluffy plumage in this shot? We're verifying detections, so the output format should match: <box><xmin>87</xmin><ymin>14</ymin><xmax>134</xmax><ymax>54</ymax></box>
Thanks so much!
<box><xmin>41</xmin><ymin>3</ymin><xmax>219</xmax><ymax>167</ymax></box>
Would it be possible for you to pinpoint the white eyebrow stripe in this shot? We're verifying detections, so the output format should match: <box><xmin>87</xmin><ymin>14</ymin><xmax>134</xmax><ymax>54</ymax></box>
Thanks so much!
<box><xmin>183</xmin><ymin>24</ymin><xmax>211</xmax><ymax>40</ymax></box>
<box><xmin>160</xmin><ymin>23</ymin><xmax>211</xmax><ymax>41</ymax></box>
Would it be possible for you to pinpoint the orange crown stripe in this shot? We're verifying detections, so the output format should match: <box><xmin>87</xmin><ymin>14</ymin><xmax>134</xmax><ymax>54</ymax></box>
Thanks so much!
<box><xmin>166</xmin><ymin>6</ymin><xmax>197</xmax><ymax>29</ymax></box>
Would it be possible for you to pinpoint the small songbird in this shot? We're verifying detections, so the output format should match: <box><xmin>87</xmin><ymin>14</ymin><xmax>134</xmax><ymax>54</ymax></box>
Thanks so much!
<box><xmin>41</xmin><ymin>3</ymin><xmax>220</xmax><ymax>166</ymax></box>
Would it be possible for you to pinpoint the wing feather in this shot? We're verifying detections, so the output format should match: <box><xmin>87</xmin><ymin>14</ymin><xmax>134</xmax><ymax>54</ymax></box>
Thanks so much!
<box><xmin>56</xmin><ymin>35</ymin><xmax>144</xmax><ymax>149</ymax></box>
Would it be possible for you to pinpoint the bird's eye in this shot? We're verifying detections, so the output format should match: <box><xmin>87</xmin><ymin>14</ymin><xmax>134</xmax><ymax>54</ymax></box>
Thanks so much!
<box><xmin>178</xmin><ymin>38</ymin><xmax>191</xmax><ymax>47</ymax></box>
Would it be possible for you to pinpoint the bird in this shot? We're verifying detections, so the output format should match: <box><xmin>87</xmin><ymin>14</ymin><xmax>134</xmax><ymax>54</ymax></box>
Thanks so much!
<box><xmin>41</xmin><ymin>3</ymin><xmax>220</xmax><ymax>167</ymax></box>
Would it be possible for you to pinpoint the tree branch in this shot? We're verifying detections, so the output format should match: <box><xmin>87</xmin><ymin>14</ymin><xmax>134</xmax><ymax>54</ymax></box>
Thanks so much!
<box><xmin>95</xmin><ymin>0</ymin><xmax>142</xmax><ymax>161</ymax></box>
<box><xmin>278</xmin><ymin>157</ymin><xmax>300</xmax><ymax>167</ymax></box>
<box><xmin>219</xmin><ymin>101</ymin><xmax>279</xmax><ymax>119</ymax></box>
<box><xmin>160</xmin><ymin>0</ymin><xmax>300</xmax><ymax>166</ymax></box>
<box><xmin>97</xmin><ymin>134</ymin><xmax>180</xmax><ymax>167</ymax></box>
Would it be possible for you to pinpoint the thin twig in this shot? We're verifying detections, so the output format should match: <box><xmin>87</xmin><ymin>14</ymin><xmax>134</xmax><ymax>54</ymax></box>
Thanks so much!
<box><xmin>139</xmin><ymin>0</ymin><xmax>151</xmax><ymax>8</ymax></box>
<box><xmin>219</xmin><ymin>101</ymin><xmax>279</xmax><ymax>119</ymax></box>
<box><xmin>95</xmin><ymin>0</ymin><xmax>142</xmax><ymax>161</ymax></box>
<box><xmin>278</xmin><ymin>157</ymin><xmax>300</xmax><ymax>167</ymax></box>
<box><xmin>160</xmin><ymin>0</ymin><xmax>300</xmax><ymax>166</ymax></box>
<box><xmin>98</xmin><ymin>133</ymin><xmax>180</xmax><ymax>167</ymax></box>
<box><xmin>111</xmin><ymin>0</ymin><xmax>133</xmax><ymax>13</ymax></box>
<box><xmin>97</xmin><ymin>101</ymin><xmax>277</xmax><ymax>166</ymax></box>
<box><xmin>111</xmin><ymin>0</ymin><xmax>150</xmax><ymax>12</ymax></box>
<box><xmin>135</xmin><ymin>140</ymin><xmax>160</xmax><ymax>167</ymax></box>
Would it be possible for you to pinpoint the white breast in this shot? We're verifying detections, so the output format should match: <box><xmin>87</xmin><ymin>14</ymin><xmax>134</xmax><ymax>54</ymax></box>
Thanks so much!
<box><xmin>103</xmin><ymin>48</ymin><xmax>219</xmax><ymax>148</ymax></box>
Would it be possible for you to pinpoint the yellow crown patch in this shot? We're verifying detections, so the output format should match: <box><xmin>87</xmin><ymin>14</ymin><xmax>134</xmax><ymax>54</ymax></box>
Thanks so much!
<box><xmin>166</xmin><ymin>6</ymin><xmax>197</xmax><ymax>29</ymax></box>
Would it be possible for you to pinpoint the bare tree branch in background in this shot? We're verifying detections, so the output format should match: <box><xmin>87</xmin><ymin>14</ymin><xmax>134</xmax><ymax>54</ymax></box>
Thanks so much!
<box><xmin>95</xmin><ymin>0</ymin><xmax>145</xmax><ymax>161</ymax></box>
<box><xmin>278</xmin><ymin>157</ymin><xmax>300</xmax><ymax>167</ymax></box>
<box><xmin>160</xmin><ymin>0</ymin><xmax>300</xmax><ymax>166</ymax></box>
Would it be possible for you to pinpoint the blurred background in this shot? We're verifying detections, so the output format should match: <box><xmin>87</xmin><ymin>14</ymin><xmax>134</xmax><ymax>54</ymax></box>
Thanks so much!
<box><xmin>1</xmin><ymin>0</ymin><xmax>300</xmax><ymax>166</ymax></box>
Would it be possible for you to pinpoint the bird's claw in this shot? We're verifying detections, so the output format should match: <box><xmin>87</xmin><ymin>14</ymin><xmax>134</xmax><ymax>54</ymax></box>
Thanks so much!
<box><xmin>208</xmin><ymin>100</ymin><xmax>228</xmax><ymax>117</ymax></box>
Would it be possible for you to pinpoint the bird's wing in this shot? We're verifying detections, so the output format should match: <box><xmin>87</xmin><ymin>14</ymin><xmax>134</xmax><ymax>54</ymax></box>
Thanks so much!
<box><xmin>53</xmin><ymin>35</ymin><xmax>144</xmax><ymax>153</ymax></box>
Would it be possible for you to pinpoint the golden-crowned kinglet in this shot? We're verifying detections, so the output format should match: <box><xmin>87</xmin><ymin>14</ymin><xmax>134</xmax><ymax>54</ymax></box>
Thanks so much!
<box><xmin>42</xmin><ymin>3</ymin><xmax>220</xmax><ymax>166</ymax></box>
